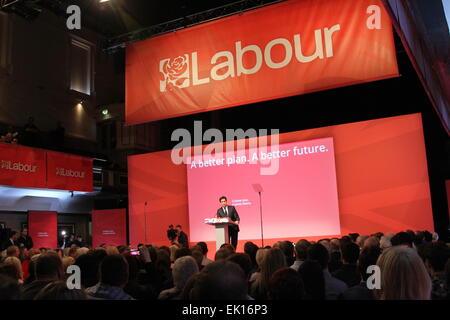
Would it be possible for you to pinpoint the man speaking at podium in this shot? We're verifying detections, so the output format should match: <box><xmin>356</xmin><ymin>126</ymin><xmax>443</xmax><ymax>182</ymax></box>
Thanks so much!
<box><xmin>216</xmin><ymin>196</ymin><xmax>240</xmax><ymax>250</ymax></box>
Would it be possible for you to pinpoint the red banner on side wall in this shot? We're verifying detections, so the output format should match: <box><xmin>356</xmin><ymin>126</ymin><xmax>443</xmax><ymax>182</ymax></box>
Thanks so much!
<box><xmin>0</xmin><ymin>143</ymin><xmax>46</xmax><ymax>188</ymax></box>
<box><xmin>28</xmin><ymin>211</ymin><xmax>57</xmax><ymax>249</ymax></box>
<box><xmin>92</xmin><ymin>209</ymin><xmax>127</xmax><ymax>247</ymax></box>
<box><xmin>46</xmin><ymin>151</ymin><xmax>93</xmax><ymax>192</ymax></box>
<box><xmin>126</xmin><ymin>0</ymin><xmax>399</xmax><ymax>124</ymax></box>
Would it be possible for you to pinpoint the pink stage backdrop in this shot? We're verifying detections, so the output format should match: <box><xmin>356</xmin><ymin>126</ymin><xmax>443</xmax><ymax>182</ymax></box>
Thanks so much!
<box><xmin>187</xmin><ymin>137</ymin><xmax>340</xmax><ymax>242</ymax></box>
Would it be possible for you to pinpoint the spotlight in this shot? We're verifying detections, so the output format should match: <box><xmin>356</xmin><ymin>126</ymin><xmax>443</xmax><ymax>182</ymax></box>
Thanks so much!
<box><xmin>61</xmin><ymin>230</ymin><xmax>66</xmax><ymax>236</ymax></box>
<box><xmin>102</xmin><ymin>109</ymin><xmax>109</xmax><ymax>115</ymax></box>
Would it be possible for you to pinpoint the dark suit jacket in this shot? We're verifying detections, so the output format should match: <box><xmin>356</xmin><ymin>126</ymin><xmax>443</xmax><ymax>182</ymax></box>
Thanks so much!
<box><xmin>216</xmin><ymin>206</ymin><xmax>240</xmax><ymax>232</ymax></box>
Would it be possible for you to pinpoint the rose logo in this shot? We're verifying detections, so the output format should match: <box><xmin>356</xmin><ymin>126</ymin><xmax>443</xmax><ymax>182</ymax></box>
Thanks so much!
<box><xmin>160</xmin><ymin>55</ymin><xmax>190</xmax><ymax>92</ymax></box>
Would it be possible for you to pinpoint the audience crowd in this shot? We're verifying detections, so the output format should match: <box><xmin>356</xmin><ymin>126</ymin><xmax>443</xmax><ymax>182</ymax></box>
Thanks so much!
<box><xmin>0</xmin><ymin>229</ymin><xmax>449</xmax><ymax>300</ymax></box>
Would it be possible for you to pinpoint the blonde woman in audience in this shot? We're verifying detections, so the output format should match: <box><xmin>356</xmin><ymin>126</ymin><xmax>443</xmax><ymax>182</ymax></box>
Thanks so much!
<box><xmin>250</xmin><ymin>248</ymin><xmax>287</xmax><ymax>300</ymax></box>
<box><xmin>75</xmin><ymin>247</ymin><xmax>90</xmax><ymax>259</ymax></box>
<box><xmin>379</xmin><ymin>236</ymin><xmax>392</xmax><ymax>250</ymax></box>
<box><xmin>375</xmin><ymin>246</ymin><xmax>431</xmax><ymax>300</ymax></box>
<box><xmin>249</xmin><ymin>248</ymin><xmax>269</xmax><ymax>283</ymax></box>
<box><xmin>3</xmin><ymin>256</ymin><xmax>24</xmax><ymax>284</ymax></box>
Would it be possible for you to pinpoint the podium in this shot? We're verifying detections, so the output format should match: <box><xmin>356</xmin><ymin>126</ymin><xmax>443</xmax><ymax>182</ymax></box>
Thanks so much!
<box><xmin>204</xmin><ymin>217</ymin><xmax>237</xmax><ymax>251</ymax></box>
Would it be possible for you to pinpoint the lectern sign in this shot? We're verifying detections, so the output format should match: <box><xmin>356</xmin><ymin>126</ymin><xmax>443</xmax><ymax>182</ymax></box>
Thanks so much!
<box><xmin>126</xmin><ymin>0</ymin><xmax>399</xmax><ymax>124</ymax></box>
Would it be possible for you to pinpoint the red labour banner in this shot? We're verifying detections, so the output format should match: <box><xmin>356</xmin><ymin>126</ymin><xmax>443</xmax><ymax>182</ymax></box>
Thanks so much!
<box><xmin>46</xmin><ymin>151</ymin><xmax>93</xmax><ymax>192</ymax></box>
<box><xmin>126</xmin><ymin>0</ymin><xmax>399</xmax><ymax>124</ymax></box>
<box><xmin>0</xmin><ymin>142</ymin><xmax>46</xmax><ymax>188</ymax></box>
<box><xmin>92</xmin><ymin>209</ymin><xmax>127</xmax><ymax>248</ymax></box>
<box><xmin>28</xmin><ymin>211</ymin><xmax>58</xmax><ymax>249</ymax></box>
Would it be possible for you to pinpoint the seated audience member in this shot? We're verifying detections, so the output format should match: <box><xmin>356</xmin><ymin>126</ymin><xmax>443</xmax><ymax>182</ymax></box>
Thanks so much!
<box><xmin>180</xmin><ymin>273</ymin><xmax>201</xmax><ymax>300</ymax></box>
<box><xmin>318</xmin><ymin>239</ymin><xmax>330</xmax><ymax>252</ymax></box>
<box><xmin>422</xmin><ymin>231</ymin><xmax>432</xmax><ymax>243</ymax></box>
<box><xmin>298</xmin><ymin>260</ymin><xmax>325</xmax><ymax>300</ymax></box>
<box><xmin>340</xmin><ymin>236</ymin><xmax>352</xmax><ymax>247</ymax></box>
<box><xmin>158</xmin><ymin>256</ymin><xmax>199</xmax><ymax>300</ymax></box>
<box><xmin>196</xmin><ymin>242</ymin><xmax>213</xmax><ymax>267</ymax></box>
<box><xmin>169</xmin><ymin>243</ymin><xmax>180</xmax><ymax>265</ymax></box>
<box><xmin>363</xmin><ymin>236</ymin><xmax>380</xmax><ymax>249</ymax></box>
<box><xmin>250</xmin><ymin>248</ymin><xmax>287</xmax><ymax>300</ymax></box>
<box><xmin>190</xmin><ymin>247</ymin><xmax>204</xmax><ymax>271</ymax></box>
<box><xmin>332</xmin><ymin>242</ymin><xmax>361</xmax><ymax>287</ymax></box>
<box><xmin>341</xmin><ymin>246</ymin><xmax>382</xmax><ymax>300</ymax></box>
<box><xmin>348</xmin><ymin>233</ymin><xmax>359</xmax><ymax>243</ymax></box>
<box><xmin>2</xmin><ymin>256</ymin><xmax>23</xmax><ymax>284</ymax></box>
<box><xmin>423</xmin><ymin>241</ymin><xmax>450</xmax><ymax>300</ymax></box>
<box><xmin>86</xmin><ymin>254</ymin><xmax>134</xmax><ymax>300</ymax></box>
<box><xmin>249</xmin><ymin>248</ymin><xmax>269</xmax><ymax>283</ymax></box>
<box><xmin>273</xmin><ymin>241</ymin><xmax>295</xmax><ymax>267</ymax></box>
<box><xmin>291</xmin><ymin>239</ymin><xmax>310</xmax><ymax>271</ymax></box>
<box><xmin>174</xmin><ymin>247</ymin><xmax>192</xmax><ymax>261</ymax></box>
<box><xmin>75</xmin><ymin>249</ymin><xmax>107</xmax><ymax>288</ymax></box>
<box><xmin>391</xmin><ymin>232</ymin><xmax>413</xmax><ymax>248</ymax></box>
<box><xmin>123</xmin><ymin>254</ymin><xmax>156</xmax><ymax>300</ymax></box>
<box><xmin>21</xmin><ymin>252</ymin><xmax>64</xmax><ymax>300</ymax></box>
<box><xmin>244</xmin><ymin>241</ymin><xmax>259</xmax><ymax>274</ymax></box>
<box><xmin>0</xmin><ymin>274</ymin><xmax>20</xmax><ymax>300</ymax></box>
<box><xmin>106</xmin><ymin>245</ymin><xmax>119</xmax><ymax>255</ymax></box>
<box><xmin>226</xmin><ymin>253</ymin><xmax>253</xmax><ymax>284</ymax></box>
<box><xmin>375</xmin><ymin>246</ymin><xmax>431</xmax><ymax>300</ymax></box>
<box><xmin>268</xmin><ymin>267</ymin><xmax>305</xmax><ymax>300</ymax></box>
<box><xmin>307</xmin><ymin>243</ymin><xmax>347</xmax><ymax>300</ymax></box>
<box><xmin>328</xmin><ymin>239</ymin><xmax>342</xmax><ymax>273</ymax></box>
<box><xmin>379</xmin><ymin>236</ymin><xmax>392</xmax><ymax>250</ymax></box>
<box><xmin>155</xmin><ymin>249</ymin><xmax>173</xmax><ymax>292</ymax></box>
<box><xmin>190</xmin><ymin>260</ymin><xmax>249</xmax><ymax>300</ymax></box>
<box><xmin>6</xmin><ymin>245</ymin><xmax>19</xmax><ymax>259</ymax></box>
<box><xmin>356</xmin><ymin>235</ymin><xmax>369</xmax><ymax>248</ymax></box>
<box><xmin>214</xmin><ymin>248</ymin><xmax>233</xmax><ymax>261</ymax></box>
<box><xmin>34</xmin><ymin>281</ymin><xmax>87</xmax><ymax>300</ymax></box>
<box><xmin>220</xmin><ymin>243</ymin><xmax>236</xmax><ymax>253</ymax></box>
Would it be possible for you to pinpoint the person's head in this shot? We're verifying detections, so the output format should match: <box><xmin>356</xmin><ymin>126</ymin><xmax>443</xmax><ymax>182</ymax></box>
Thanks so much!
<box><xmin>190</xmin><ymin>260</ymin><xmax>248</xmax><ymax>300</ymax></box>
<box><xmin>106</xmin><ymin>245</ymin><xmax>119</xmax><ymax>255</ymax></box>
<box><xmin>0</xmin><ymin>274</ymin><xmax>20</xmax><ymax>300</ymax></box>
<box><xmin>214</xmin><ymin>248</ymin><xmax>233</xmax><ymax>261</ymax></box>
<box><xmin>268</xmin><ymin>267</ymin><xmax>305</xmax><ymax>300</ymax></box>
<box><xmin>35</xmin><ymin>252</ymin><xmax>64</xmax><ymax>281</ymax></box>
<box><xmin>274</xmin><ymin>241</ymin><xmax>295</xmax><ymax>265</ymax></box>
<box><xmin>191</xmin><ymin>249</ymin><xmax>204</xmax><ymax>269</ymax></box>
<box><xmin>391</xmin><ymin>232</ymin><xmax>413</xmax><ymax>248</ymax></box>
<box><xmin>422</xmin><ymin>241</ymin><xmax>450</xmax><ymax>275</ymax></box>
<box><xmin>422</xmin><ymin>231</ymin><xmax>432</xmax><ymax>243</ymax></box>
<box><xmin>196</xmin><ymin>242</ymin><xmax>208</xmax><ymax>256</ymax></box>
<box><xmin>255</xmin><ymin>248</ymin><xmax>270</xmax><ymax>269</ymax></box>
<box><xmin>99</xmin><ymin>254</ymin><xmax>129</xmax><ymax>288</ymax></box>
<box><xmin>375</xmin><ymin>246</ymin><xmax>431</xmax><ymax>300</ymax></box>
<box><xmin>9</xmin><ymin>231</ymin><xmax>18</xmax><ymax>241</ymax></box>
<box><xmin>259</xmin><ymin>248</ymin><xmax>287</xmax><ymax>290</ymax></box>
<box><xmin>172</xmin><ymin>256</ymin><xmax>199</xmax><ymax>290</ymax></box>
<box><xmin>356</xmin><ymin>235</ymin><xmax>369</xmax><ymax>248</ymax></box>
<box><xmin>341</xmin><ymin>242</ymin><xmax>360</xmax><ymax>265</ymax></box>
<box><xmin>226</xmin><ymin>253</ymin><xmax>253</xmax><ymax>280</ymax></box>
<box><xmin>75</xmin><ymin>249</ymin><xmax>107</xmax><ymax>288</ymax></box>
<box><xmin>3</xmin><ymin>256</ymin><xmax>23</xmax><ymax>281</ymax></box>
<box><xmin>431</xmin><ymin>232</ymin><xmax>439</xmax><ymax>242</ymax></box>
<box><xmin>219</xmin><ymin>243</ymin><xmax>235</xmax><ymax>253</ymax></box>
<box><xmin>348</xmin><ymin>233</ymin><xmax>360</xmax><ymax>242</ymax></box>
<box><xmin>176</xmin><ymin>224</ymin><xmax>182</xmax><ymax>232</ymax></box>
<box><xmin>379</xmin><ymin>236</ymin><xmax>392</xmax><ymax>250</ymax></box>
<box><xmin>6</xmin><ymin>245</ymin><xmax>19</xmax><ymax>258</ymax></box>
<box><xmin>75</xmin><ymin>247</ymin><xmax>90</xmax><ymax>259</ymax></box>
<box><xmin>307</xmin><ymin>243</ymin><xmax>329</xmax><ymax>270</ymax></box>
<box><xmin>21</xmin><ymin>228</ymin><xmax>28</xmax><ymax>237</ymax></box>
<box><xmin>27</xmin><ymin>248</ymin><xmax>40</xmax><ymax>260</ymax></box>
<box><xmin>329</xmin><ymin>239</ymin><xmax>340</xmax><ymax>253</ymax></box>
<box><xmin>169</xmin><ymin>244</ymin><xmax>180</xmax><ymax>262</ymax></box>
<box><xmin>298</xmin><ymin>260</ymin><xmax>325</xmax><ymax>300</ymax></box>
<box><xmin>175</xmin><ymin>247</ymin><xmax>192</xmax><ymax>261</ymax></box>
<box><xmin>168</xmin><ymin>224</ymin><xmax>174</xmax><ymax>229</ymax></box>
<box><xmin>294</xmin><ymin>239</ymin><xmax>311</xmax><ymax>261</ymax></box>
<box><xmin>363</xmin><ymin>236</ymin><xmax>380</xmax><ymax>249</ymax></box>
<box><xmin>62</xmin><ymin>256</ymin><xmax>75</xmax><ymax>273</ymax></box>
<box><xmin>34</xmin><ymin>281</ymin><xmax>87</xmax><ymax>300</ymax></box>
<box><xmin>318</xmin><ymin>239</ymin><xmax>330</xmax><ymax>252</ymax></box>
<box><xmin>243</xmin><ymin>241</ymin><xmax>259</xmax><ymax>268</ymax></box>
<box><xmin>219</xmin><ymin>196</ymin><xmax>227</xmax><ymax>208</ymax></box>
<box><xmin>358</xmin><ymin>246</ymin><xmax>382</xmax><ymax>281</ymax></box>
